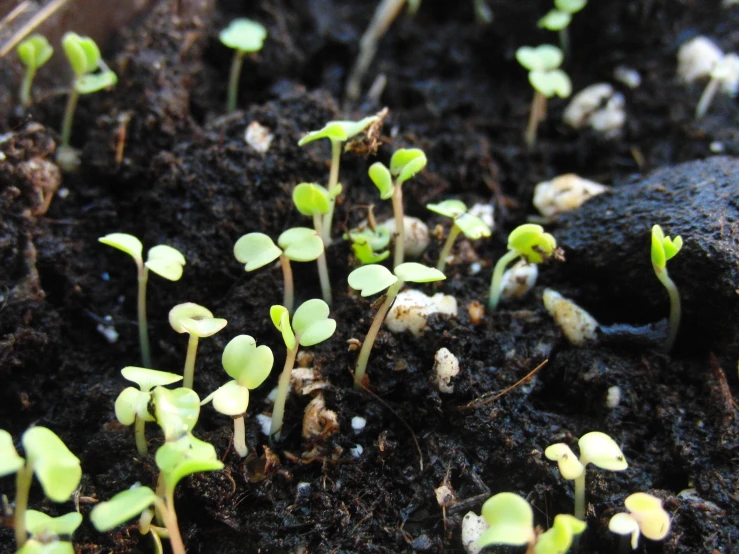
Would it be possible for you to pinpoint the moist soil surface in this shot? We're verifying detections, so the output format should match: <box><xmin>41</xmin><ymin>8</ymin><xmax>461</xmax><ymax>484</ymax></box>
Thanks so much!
<box><xmin>1</xmin><ymin>0</ymin><xmax>738</xmax><ymax>553</ymax></box>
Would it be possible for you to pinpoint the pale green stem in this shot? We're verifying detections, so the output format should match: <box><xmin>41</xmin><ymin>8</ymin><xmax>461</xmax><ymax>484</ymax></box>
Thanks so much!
<box><xmin>436</xmin><ymin>224</ymin><xmax>462</xmax><ymax>272</ymax></box>
<box><xmin>322</xmin><ymin>139</ymin><xmax>343</xmax><ymax>244</ymax></box>
<box><xmin>135</xmin><ymin>414</ymin><xmax>148</xmax><ymax>455</ymax></box>
<box><xmin>392</xmin><ymin>183</ymin><xmax>405</xmax><ymax>268</ymax></box>
<box><xmin>150</xmin><ymin>528</ymin><xmax>164</xmax><ymax>554</ymax></box>
<box><xmin>60</xmin><ymin>80</ymin><xmax>80</xmax><ymax>148</ymax></box>
<box><xmin>233</xmin><ymin>415</ymin><xmax>247</xmax><ymax>457</ymax></box>
<box><xmin>695</xmin><ymin>77</ymin><xmax>719</xmax><ymax>120</ymax></box>
<box><xmin>182</xmin><ymin>334</ymin><xmax>199</xmax><ymax>390</ymax></box>
<box><xmin>20</xmin><ymin>68</ymin><xmax>36</xmax><ymax>108</ymax></box>
<box><xmin>656</xmin><ymin>268</ymin><xmax>681</xmax><ymax>352</ymax></box>
<box><xmin>354</xmin><ymin>280</ymin><xmax>403</xmax><ymax>388</ymax></box>
<box><xmin>559</xmin><ymin>28</ymin><xmax>570</xmax><ymax>57</ymax></box>
<box><xmin>14</xmin><ymin>465</ymin><xmax>33</xmax><ymax>547</ymax></box>
<box><xmin>574</xmin><ymin>470</ymin><xmax>586</xmax><ymax>520</ymax></box>
<box><xmin>137</xmin><ymin>262</ymin><xmax>152</xmax><ymax>368</ymax></box>
<box><xmin>488</xmin><ymin>249</ymin><xmax>521</xmax><ymax>310</ymax></box>
<box><xmin>525</xmin><ymin>90</ymin><xmax>547</xmax><ymax>148</ymax></box>
<box><xmin>280</xmin><ymin>254</ymin><xmax>294</xmax><ymax>313</ymax></box>
<box><xmin>270</xmin><ymin>345</ymin><xmax>299</xmax><ymax>440</ymax></box>
<box><xmin>161</xmin><ymin>490</ymin><xmax>186</xmax><ymax>554</ymax></box>
<box><xmin>226</xmin><ymin>50</ymin><xmax>245</xmax><ymax>113</ymax></box>
<box><xmin>313</xmin><ymin>214</ymin><xmax>333</xmax><ymax>307</ymax></box>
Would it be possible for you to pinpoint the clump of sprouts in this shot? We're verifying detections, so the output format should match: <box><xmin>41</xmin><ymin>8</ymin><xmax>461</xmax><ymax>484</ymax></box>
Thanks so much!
<box><xmin>219</xmin><ymin>18</ymin><xmax>267</xmax><ymax>113</ymax></box>
<box><xmin>16</xmin><ymin>34</ymin><xmax>53</xmax><ymax>108</ymax></box>
<box><xmin>650</xmin><ymin>225</ymin><xmax>683</xmax><ymax>352</ymax></box>
<box><xmin>426</xmin><ymin>199</ymin><xmax>491</xmax><ymax>272</ymax></box>
<box><xmin>169</xmin><ymin>303</ymin><xmax>227</xmax><ymax>389</ymax></box>
<box><xmin>608</xmin><ymin>492</ymin><xmax>671</xmax><ymax>550</ymax></box>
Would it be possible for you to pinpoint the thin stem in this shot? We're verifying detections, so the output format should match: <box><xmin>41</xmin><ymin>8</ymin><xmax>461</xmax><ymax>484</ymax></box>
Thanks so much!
<box><xmin>657</xmin><ymin>269</ymin><xmax>681</xmax><ymax>352</ymax></box>
<box><xmin>313</xmin><ymin>214</ymin><xmax>333</xmax><ymax>307</ymax></box>
<box><xmin>14</xmin><ymin>465</ymin><xmax>33</xmax><ymax>547</ymax></box>
<box><xmin>182</xmin><ymin>334</ymin><xmax>199</xmax><ymax>390</ymax></box>
<box><xmin>574</xmin><ymin>470</ymin><xmax>586</xmax><ymax>520</ymax></box>
<box><xmin>161</xmin><ymin>491</ymin><xmax>186</xmax><ymax>554</ymax></box>
<box><xmin>354</xmin><ymin>281</ymin><xmax>403</xmax><ymax>388</ymax></box>
<box><xmin>488</xmin><ymin>249</ymin><xmax>521</xmax><ymax>310</ymax></box>
<box><xmin>60</xmin><ymin>81</ymin><xmax>80</xmax><ymax>148</ymax></box>
<box><xmin>525</xmin><ymin>90</ymin><xmax>547</xmax><ymax>148</ymax></box>
<box><xmin>322</xmin><ymin>140</ymin><xmax>343</xmax><ymax>244</ymax></box>
<box><xmin>695</xmin><ymin>76</ymin><xmax>719</xmax><ymax>119</ymax></box>
<box><xmin>134</xmin><ymin>414</ymin><xmax>148</xmax><ymax>455</ymax></box>
<box><xmin>280</xmin><ymin>254</ymin><xmax>294</xmax><ymax>313</ymax></box>
<box><xmin>233</xmin><ymin>415</ymin><xmax>247</xmax><ymax>457</ymax></box>
<box><xmin>20</xmin><ymin>68</ymin><xmax>35</xmax><ymax>108</ymax></box>
<box><xmin>226</xmin><ymin>50</ymin><xmax>245</xmax><ymax>113</ymax></box>
<box><xmin>559</xmin><ymin>28</ymin><xmax>570</xmax><ymax>57</ymax></box>
<box><xmin>436</xmin><ymin>225</ymin><xmax>462</xmax><ymax>272</ymax></box>
<box><xmin>138</xmin><ymin>263</ymin><xmax>151</xmax><ymax>368</ymax></box>
<box><xmin>270</xmin><ymin>345</ymin><xmax>299</xmax><ymax>441</ymax></box>
<box><xmin>392</xmin><ymin>184</ymin><xmax>405</xmax><ymax>268</ymax></box>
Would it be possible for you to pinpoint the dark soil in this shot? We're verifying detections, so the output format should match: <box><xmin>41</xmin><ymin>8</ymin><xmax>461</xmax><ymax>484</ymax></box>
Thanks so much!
<box><xmin>1</xmin><ymin>0</ymin><xmax>738</xmax><ymax>553</ymax></box>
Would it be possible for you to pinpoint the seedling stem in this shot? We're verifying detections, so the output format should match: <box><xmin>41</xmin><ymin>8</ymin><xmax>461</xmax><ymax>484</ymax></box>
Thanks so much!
<box><xmin>324</xmin><ymin>139</ymin><xmax>343</xmax><ymax>243</ymax></box>
<box><xmin>270</xmin><ymin>346</ymin><xmax>299</xmax><ymax>440</ymax></box>
<box><xmin>183</xmin><ymin>334</ymin><xmax>199</xmax><ymax>390</ymax></box>
<box><xmin>392</xmin><ymin>186</ymin><xmax>405</xmax><ymax>267</ymax></box>
<box><xmin>227</xmin><ymin>51</ymin><xmax>245</xmax><ymax>113</ymax></box>
<box><xmin>526</xmin><ymin>91</ymin><xmax>547</xmax><ymax>148</ymax></box>
<box><xmin>14</xmin><ymin>466</ymin><xmax>32</xmax><ymax>547</ymax></box>
<box><xmin>489</xmin><ymin>249</ymin><xmax>523</xmax><ymax>310</ymax></box>
<box><xmin>60</xmin><ymin>87</ymin><xmax>79</xmax><ymax>148</ymax></box>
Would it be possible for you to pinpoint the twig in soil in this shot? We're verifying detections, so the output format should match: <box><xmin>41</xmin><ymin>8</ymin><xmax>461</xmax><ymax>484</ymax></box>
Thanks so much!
<box><xmin>453</xmin><ymin>359</ymin><xmax>547</xmax><ymax>412</ymax></box>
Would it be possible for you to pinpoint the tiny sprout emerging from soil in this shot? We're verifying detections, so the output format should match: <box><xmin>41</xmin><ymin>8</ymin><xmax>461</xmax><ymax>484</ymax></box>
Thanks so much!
<box><xmin>202</xmin><ymin>335</ymin><xmax>274</xmax><ymax>457</ymax></box>
<box><xmin>16</xmin><ymin>34</ymin><xmax>53</xmax><ymax>108</ymax></box>
<box><xmin>608</xmin><ymin>492</ymin><xmax>671</xmax><ymax>550</ymax></box>
<box><xmin>0</xmin><ymin>427</ymin><xmax>81</xmax><ymax>548</ymax></box>
<box><xmin>18</xmin><ymin>510</ymin><xmax>82</xmax><ymax>554</ymax></box>
<box><xmin>269</xmin><ymin>299</ymin><xmax>336</xmax><ymax>440</ymax></box>
<box><xmin>538</xmin><ymin>0</ymin><xmax>587</xmax><ymax>54</ymax></box>
<box><xmin>169</xmin><ymin>303</ymin><xmax>227</xmax><ymax>390</ymax></box>
<box><xmin>99</xmin><ymin>233</ymin><xmax>186</xmax><ymax>368</ymax></box>
<box><xmin>489</xmin><ymin>224</ymin><xmax>560</xmax><ymax>310</ymax></box>
<box><xmin>115</xmin><ymin>366</ymin><xmax>183</xmax><ymax>455</ymax></box>
<box><xmin>234</xmin><ymin>228</ymin><xmax>324</xmax><ymax>312</ymax></box>
<box><xmin>427</xmin><ymin>199</ymin><xmax>491</xmax><ymax>272</ymax></box>
<box><xmin>650</xmin><ymin>225</ymin><xmax>683</xmax><ymax>352</ymax></box>
<box><xmin>219</xmin><ymin>18</ymin><xmax>267</xmax><ymax>113</ymax></box>
<box><xmin>369</xmin><ymin>148</ymin><xmax>428</xmax><ymax>267</ymax></box>
<box><xmin>348</xmin><ymin>263</ymin><xmax>445</xmax><ymax>387</ymax></box>
<box><xmin>695</xmin><ymin>53</ymin><xmax>739</xmax><ymax>119</ymax></box>
<box><xmin>516</xmin><ymin>45</ymin><xmax>572</xmax><ymax>147</ymax></box>
<box><xmin>545</xmin><ymin>431</ymin><xmax>628</xmax><ymax>520</ymax></box>
<box><xmin>345</xmin><ymin>225</ymin><xmax>391</xmax><ymax>264</ymax></box>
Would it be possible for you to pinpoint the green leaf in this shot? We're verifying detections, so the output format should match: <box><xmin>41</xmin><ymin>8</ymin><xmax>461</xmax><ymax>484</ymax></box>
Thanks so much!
<box><xmin>61</xmin><ymin>33</ymin><xmax>100</xmax><ymax>75</ymax></box>
<box><xmin>114</xmin><ymin>387</ymin><xmax>152</xmax><ymax>425</ymax></box>
<box><xmin>293</xmin><ymin>183</ymin><xmax>331</xmax><ymax>216</ymax></box>
<box><xmin>348</xmin><ymin>235</ymin><xmax>391</xmax><ymax>264</ymax></box>
<box><xmin>222</xmin><ymin>335</ymin><xmax>274</xmax><ymax>388</ymax></box>
<box><xmin>270</xmin><ymin>305</ymin><xmax>296</xmax><ymax>350</ymax></box>
<box><xmin>389</xmin><ymin>148</ymin><xmax>427</xmax><ymax>185</ymax></box>
<box><xmin>156</xmin><ymin>434</ymin><xmax>223</xmax><ymax>492</ymax></box>
<box><xmin>348</xmin><ymin>265</ymin><xmax>397</xmax><ymax>297</ymax></box>
<box><xmin>507</xmin><ymin>224</ymin><xmax>557</xmax><ymax>264</ymax></box>
<box><xmin>298</xmin><ymin>115</ymin><xmax>379</xmax><ymax>146</ymax></box>
<box><xmin>234</xmin><ymin>233</ymin><xmax>282</xmax><ymax>271</ymax></box>
<box><xmin>0</xmin><ymin>429</ymin><xmax>24</xmax><ymax>477</ymax></box>
<box><xmin>529</xmin><ymin>69</ymin><xmax>572</xmax><ymax>98</ymax></box>
<box><xmin>17</xmin><ymin>35</ymin><xmax>54</xmax><ymax>70</ymax></box>
<box><xmin>17</xmin><ymin>540</ymin><xmax>75</xmax><ymax>554</ymax></box>
<box><xmin>394</xmin><ymin>262</ymin><xmax>446</xmax><ymax>283</ymax></box>
<box><xmin>145</xmin><ymin>245</ymin><xmax>186</xmax><ymax>281</ymax></box>
<box><xmin>535</xmin><ymin>514</ymin><xmax>586</xmax><ymax>554</ymax></box>
<box><xmin>664</xmin><ymin>235</ymin><xmax>683</xmax><ymax>261</ymax></box>
<box><xmin>202</xmin><ymin>380</ymin><xmax>249</xmax><ymax>416</ymax></box>
<box><xmin>75</xmin><ymin>70</ymin><xmax>117</xmax><ymax>94</ymax></box>
<box><xmin>26</xmin><ymin>509</ymin><xmax>83</xmax><ymax>538</ymax></box>
<box><xmin>651</xmin><ymin>225</ymin><xmax>666</xmax><ymax>269</ymax></box>
<box><xmin>121</xmin><ymin>366</ymin><xmax>183</xmax><ymax>392</ymax></box>
<box><xmin>578</xmin><ymin>431</ymin><xmax>628</xmax><ymax>470</ymax></box>
<box><xmin>426</xmin><ymin>199</ymin><xmax>467</xmax><ymax>219</ymax></box>
<box><xmin>99</xmin><ymin>233</ymin><xmax>143</xmax><ymax>262</ymax></box>
<box><xmin>538</xmin><ymin>9</ymin><xmax>571</xmax><ymax>30</ymax></box>
<box><xmin>219</xmin><ymin>18</ymin><xmax>267</xmax><ymax>53</ymax></box>
<box><xmin>516</xmin><ymin>45</ymin><xmax>563</xmax><ymax>71</ymax></box>
<box><xmin>368</xmin><ymin>163</ymin><xmax>394</xmax><ymax>200</ymax></box>
<box><xmin>278</xmin><ymin>227</ymin><xmax>324</xmax><ymax>262</ymax></box>
<box><xmin>454</xmin><ymin>213</ymin><xmax>491</xmax><ymax>240</ymax></box>
<box><xmin>90</xmin><ymin>486</ymin><xmax>157</xmax><ymax>531</ymax></box>
<box><xmin>169</xmin><ymin>303</ymin><xmax>227</xmax><ymax>337</ymax></box>
<box><xmin>153</xmin><ymin>387</ymin><xmax>201</xmax><ymax>441</ymax></box>
<box><xmin>478</xmin><ymin>492</ymin><xmax>536</xmax><ymax>547</ymax></box>
<box><xmin>555</xmin><ymin>0</ymin><xmax>587</xmax><ymax>13</ymax></box>
<box><xmin>292</xmin><ymin>298</ymin><xmax>336</xmax><ymax>346</ymax></box>
<box><xmin>22</xmin><ymin>427</ymin><xmax>81</xmax><ymax>503</ymax></box>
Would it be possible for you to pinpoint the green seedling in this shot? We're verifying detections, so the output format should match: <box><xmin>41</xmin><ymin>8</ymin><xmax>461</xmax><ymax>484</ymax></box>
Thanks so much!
<box><xmin>478</xmin><ymin>492</ymin><xmax>586</xmax><ymax>553</ymax></box>
<box><xmin>427</xmin><ymin>199</ymin><xmax>492</xmax><ymax>272</ymax></box>
<box><xmin>152</xmin><ymin>386</ymin><xmax>201</xmax><ymax>442</ymax></box>
<box><xmin>695</xmin><ymin>53</ymin><xmax>739</xmax><ymax>119</ymax></box>
<box><xmin>0</xmin><ymin>427</ymin><xmax>81</xmax><ymax>549</ymax></box>
<box><xmin>345</xmin><ymin>225</ymin><xmax>391</xmax><ymax>264</ymax></box>
<box><xmin>488</xmin><ymin>223</ymin><xmax>559</xmax><ymax>310</ymax></box>
<box><xmin>219</xmin><ymin>18</ymin><xmax>267</xmax><ymax>113</ymax></box>
<box><xmin>538</xmin><ymin>0</ymin><xmax>588</xmax><ymax>54</ymax></box>
<box><xmin>202</xmin><ymin>335</ymin><xmax>274</xmax><ymax>457</ymax></box>
<box><xmin>298</xmin><ymin>115</ymin><xmax>379</xmax><ymax>243</ymax></box>
<box><xmin>16</xmin><ymin>34</ymin><xmax>54</xmax><ymax>108</ymax></box>
<box><xmin>169</xmin><ymin>303</ymin><xmax>227</xmax><ymax>390</ymax></box>
<box><xmin>91</xmin><ymin>433</ymin><xmax>223</xmax><ymax>554</ymax></box>
<box><xmin>651</xmin><ymin>225</ymin><xmax>683</xmax><ymax>352</ymax></box>
<box><xmin>99</xmin><ymin>233</ymin><xmax>186</xmax><ymax>368</ymax></box>
<box><xmin>60</xmin><ymin>32</ymin><xmax>117</xmax><ymax>149</ymax></box>
<box><xmin>516</xmin><ymin>45</ymin><xmax>572</xmax><ymax>147</ymax></box>
<box><xmin>348</xmin><ymin>262</ymin><xmax>445</xmax><ymax>387</ymax></box>
<box><xmin>545</xmin><ymin>431</ymin><xmax>628</xmax><ymax>520</ymax></box>
<box><xmin>608</xmin><ymin>492</ymin><xmax>671</xmax><ymax>550</ymax></box>
<box><xmin>115</xmin><ymin>366</ymin><xmax>183</xmax><ymax>455</ymax></box>
<box><xmin>234</xmin><ymin>228</ymin><xmax>324</xmax><ymax>312</ymax></box>
<box><xmin>368</xmin><ymin>148</ymin><xmax>428</xmax><ymax>267</ymax></box>
<box><xmin>17</xmin><ymin>510</ymin><xmax>83</xmax><ymax>554</ymax></box>
<box><xmin>269</xmin><ymin>299</ymin><xmax>336</xmax><ymax>440</ymax></box>
<box><xmin>293</xmin><ymin>183</ymin><xmax>337</xmax><ymax>306</ymax></box>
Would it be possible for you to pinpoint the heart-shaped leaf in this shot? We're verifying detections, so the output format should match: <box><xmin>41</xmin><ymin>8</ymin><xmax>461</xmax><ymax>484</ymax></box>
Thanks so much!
<box><xmin>507</xmin><ymin>224</ymin><xmax>557</xmax><ymax>264</ymax></box>
<box><xmin>454</xmin><ymin>213</ymin><xmax>491</xmax><ymax>240</ymax></box>
<box><xmin>234</xmin><ymin>233</ymin><xmax>282</xmax><ymax>271</ymax></box>
<box><xmin>478</xmin><ymin>492</ymin><xmax>535</xmax><ymax>547</ymax></box>
<box><xmin>529</xmin><ymin>69</ymin><xmax>572</xmax><ymax>98</ymax></box>
<box><xmin>202</xmin><ymin>380</ymin><xmax>249</xmax><ymax>416</ymax></box>
<box><xmin>26</xmin><ymin>510</ymin><xmax>83</xmax><ymax>538</ymax></box>
<box><xmin>348</xmin><ymin>265</ymin><xmax>397</xmax><ymax>297</ymax></box>
<box><xmin>145</xmin><ymin>245</ymin><xmax>186</xmax><ymax>281</ymax></box>
<box><xmin>222</xmin><ymin>335</ymin><xmax>274</xmax><ymax>388</ymax></box>
<box><xmin>292</xmin><ymin>299</ymin><xmax>336</xmax><ymax>346</ymax></box>
<box><xmin>152</xmin><ymin>387</ymin><xmax>200</xmax><ymax>441</ymax></box>
<box><xmin>278</xmin><ymin>227</ymin><xmax>324</xmax><ymax>262</ymax></box>
<box><xmin>390</xmin><ymin>149</ymin><xmax>427</xmax><ymax>185</ymax></box>
<box><xmin>293</xmin><ymin>183</ymin><xmax>331</xmax><ymax>216</ymax></box>
<box><xmin>17</xmin><ymin>35</ymin><xmax>54</xmax><ymax>70</ymax></box>
<box><xmin>516</xmin><ymin>44</ymin><xmax>563</xmax><ymax>71</ymax></box>
<box><xmin>23</xmin><ymin>427</ymin><xmax>81</xmax><ymax>502</ymax></box>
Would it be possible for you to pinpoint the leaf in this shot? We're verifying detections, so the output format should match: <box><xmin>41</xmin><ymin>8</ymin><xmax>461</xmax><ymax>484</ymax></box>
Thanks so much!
<box><xmin>349</xmin><ymin>236</ymin><xmax>391</xmax><ymax>264</ymax></box>
<box><xmin>219</xmin><ymin>18</ymin><xmax>267</xmax><ymax>52</ymax></box>
<box><xmin>578</xmin><ymin>431</ymin><xmax>628</xmax><ymax>470</ymax></box>
<box><xmin>145</xmin><ymin>245</ymin><xmax>186</xmax><ymax>281</ymax></box>
<box><xmin>426</xmin><ymin>199</ymin><xmax>467</xmax><ymax>219</ymax></box>
<box><xmin>90</xmin><ymin>486</ymin><xmax>157</xmax><ymax>531</ymax></box>
<box><xmin>121</xmin><ymin>366</ymin><xmax>183</xmax><ymax>392</ymax></box>
<box><xmin>555</xmin><ymin>0</ymin><xmax>587</xmax><ymax>13</ymax></box>
<box><xmin>293</xmin><ymin>183</ymin><xmax>331</xmax><ymax>216</ymax></box>
<box><xmin>61</xmin><ymin>33</ymin><xmax>90</xmax><ymax>75</ymax></box>
<box><xmin>394</xmin><ymin>262</ymin><xmax>446</xmax><ymax>283</ymax></box>
<box><xmin>222</xmin><ymin>335</ymin><xmax>274</xmax><ymax>388</ymax></box>
<box><xmin>292</xmin><ymin>299</ymin><xmax>336</xmax><ymax>346</ymax></box>
<box><xmin>535</xmin><ymin>514</ymin><xmax>586</xmax><ymax>554</ymax></box>
<box><xmin>454</xmin><ymin>213</ymin><xmax>491</xmax><ymax>240</ymax></box>
<box><xmin>156</xmin><ymin>434</ymin><xmax>223</xmax><ymax>492</ymax></box>
<box><xmin>507</xmin><ymin>224</ymin><xmax>557</xmax><ymax>264</ymax></box>
<box><xmin>26</xmin><ymin>510</ymin><xmax>82</xmax><ymax>538</ymax></box>
<box><xmin>390</xmin><ymin>149</ymin><xmax>427</xmax><ymax>185</ymax></box>
<box><xmin>368</xmin><ymin>163</ymin><xmax>394</xmax><ymax>200</ymax></box>
<box><xmin>529</xmin><ymin>69</ymin><xmax>572</xmax><ymax>98</ymax></box>
<box><xmin>516</xmin><ymin>44</ymin><xmax>563</xmax><ymax>71</ymax></box>
<box><xmin>202</xmin><ymin>380</ymin><xmax>249</xmax><ymax>416</ymax></box>
<box><xmin>114</xmin><ymin>387</ymin><xmax>152</xmax><ymax>425</ymax></box>
<box><xmin>22</xmin><ymin>427</ymin><xmax>81</xmax><ymax>502</ymax></box>
<box><xmin>17</xmin><ymin>540</ymin><xmax>75</xmax><ymax>554</ymax></box>
<box><xmin>0</xmin><ymin>429</ymin><xmax>24</xmax><ymax>477</ymax></box>
<box><xmin>608</xmin><ymin>513</ymin><xmax>640</xmax><ymax>549</ymax></box>
<box><xmin>538</xmin><ymin>9</ymin><xmax>571</xmax><ymax>30</ymax></box>
<box><xmin>234</xmin><ymin>233</ymin><xmax>282</xmax><ymax>271</ymax></box>
<box><xmin>348</xmin><ymin>265</ymin><xmax>397</xmax><ymax>297</ymax></box>
<box><xmin>478</xmin><ymin>492</ymin><xmax>535</xmax><ymax>547</ymax></box>
<box><xmin>75</xmin><ymin>71</ymin><xmax>117</xmax><ymax>94</ymax></box>
<box><xmin>651</xmin><ymin>225</ymin><xmax>666</xmax><ymax>270</ymax></box>
<box><xmin>298</xmin><ymin>115</ymin><xmax>379</xmax><ymax>146</ymax></box>
<box><xmin>169</xmin><ymin>303</ymin><xmax>226</xmax><ymax>337</ymax></box>
<box><xmin>544</xmin><ymin>443</ymin><xmax>584</xmax><ymax>479</ymax></box>
<box><xmin>270</xmin><ymin>305</ymin><xmax>296</xmax><ymax>350</ymax></box>
<box><xmin>278</xmin><ymin>227</ymin><xmax>324</xmax><ymax>262</ymax></box>
<box><xmin>99</xmin><ymin>233</ymin><xmax>143</xmax><ymax>262</ymax></box>
<box><xmin>17</xmin><ymin>35</ymin><xmax>53</xmax><ymax>70</ymax></box>
<box><xmin>153</xmin><ymin>387</ymin><xmax>201</xmax><ymax>441</ymax></box>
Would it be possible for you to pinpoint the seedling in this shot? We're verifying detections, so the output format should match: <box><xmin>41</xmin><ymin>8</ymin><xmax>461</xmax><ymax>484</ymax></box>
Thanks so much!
<box><xmin>115</xmin><ymin>366</ymin><xmax>183</xmax><ymax>455</ymax></box>
<box><xmin>234</xmin><ymin>228</ymin><xmax>324</xmax><ymax>312</ymax></box>
<box><xmin>16</xmin><ymin>34</ymin><xmax>53</xmax><ymax>107</ymax></box>
<box><xmin>488</xmin><ymin>223</ymin><xmax>559</xmax><ymax>310</ymax></box>
<box><xmin>345</xmin><ymin>225</ymin><xmax>391</xmax><ymax>264</ymax></box>
<box><xmin>368</xmin><ymin>148</ymin><xmax>428</xmax><ymax>267</ymax></box>
<box><xmin>298</xmin><ymin>115</ymin><xmax>379</xmax><ymax>243</ymax></box>
<box><xmin>152</xmin><ymin>386</ymin><xmax>202</xmax><ymax>442</ymax></box>
<box><xmin>608</xmin><ymin>492</ymin><xmax>671</xmax><ymax>549</ymax></box>
<box><xmin>269</xmin><ymin>299</ymin><xmax>336</xmax><ymax>439</ymax></box>
<box><xmin>202</xmin><ymin>335</ymin><xmax>274</xmax><ymax>456</ymax></box>
<box><xmin>169</xmin><ymin>303</ymin><xmax>227</xmax><ymax>389</ymax></box>
<box><xmin>16</xmin><ymin>510</ymin><xmax>82</xmax><ymax>554</ymax></box>
<box><xmin>427</xmin><ymin>199</ymin><xmax>491</xmax><ymax>272</ymax></box>
<box><xmin>0</xmin><ymin>427</ymin><xmax>81</xmax><ymax>548</ymax></box>
<box><xmin>99</xmin><ymin>233</ymin><xmax>186</xmax><ymax>368</ymax></box>
<box><xmin>545</xmin><ymin>431</ymin><xmax>628</xmax><ymax>520</ymax></box>
<box><xmin>538</xmin><ymin>0</ymin><xmax>588</xmax><ymax>54</ymax></box>
<box><xmin>650</xmin><ymin>225</ymin><xmax>683</xmax><ymax>352</ymax></box>
<box><xmin>219</xmin><ymin>18</ymin><xmax>267</xmax><ymax>113</ymax></box>
<box><xmin>695</xmin><ymin>53</ymin><xmax>739</xmax><ymax>119</ymax></box>
<box><xmin>60</xmin><ymin>32</ymin><xmax>117</xmax><ymax>149</ymax></box>
<box><xmin>348</xmin><ymin>262</ymin><xmax>445</xmax><ymax>387</ymax></box>
<box><xmin>516</xmin><ymin>45</ymin><xmax>572</xmax><ymax>147</ymax></box>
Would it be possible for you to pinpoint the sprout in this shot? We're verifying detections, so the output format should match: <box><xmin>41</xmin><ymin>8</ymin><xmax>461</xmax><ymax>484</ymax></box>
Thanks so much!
<box><xmin>99</xmin><ymin>233</ymin><xmax>186</xmax><ymax>368</ymax></box>
<box><xmin>347</xmin><ymin>263</ymin><xmax>445</xmax><ymax>387</ymax></box>
<box><xmin>234</xmin><ymin>229</ymin><xmax>324</xmax><ymax>312</ymax></box>
<box><xmin>608</xmin><ymin>492</ymin><xmax>671</xmax><ymax>549</ymax></box>
<box><xmin>269</xmin><ymin>299</ymin><xmax>336</xmax><ymax>439</ymax></box>
<box><xmin>114</xmin><ymin>366</ymin><xmax>183</xmax><ymax>455</ymax></box>
<box><xmin>219</xmin><ymin>18</ymin><xmax>267</xmax><ymax>113</ymax></box>
<box><xmin>650</xmin><ymin>225</ymin><xmax>683</xmax><ymax>352</ymax></box>
<box><xmin>298</xmin><ymin>115</ymin><xmax>379</xmax><ymax>244</ymax></box>
<box><xmin>16</xmin><ymin>34</ymin><xmax>53</xmax><ymax>108</ymax></box>
<box><xmin>695</xmin><ymin>53</ymin><xmax>739</xmax><ymax>119</ymax></box>
<box><xmin>427</xmin><ymin>199</ymin><xmax>491</xmax><ymax>272</ymax></box>
<box><xmin>345</xmin><ymin>225</ymin><xmax>392</xmax><ymax>264</ymax></box>
<box><xmin>0</xmin><ymin>427</ymin><xmax>81</xmax><ymax>549</ymax></box>
<box><xmin>152</xmin><ymin>386</ymin><xmax>201</xmax><ymax>442</ymax></box>
<box><xmin>537</xmin><ymin>0</ymin><xmax>588</xmax><ymax>54</ymax></box>
<box><xmin>488</xmin><ymin>224</ymin><xmax>560</xmax><ymax>310</ymax></box>
<box><xmin>516</xmin><ymin>45</ymin><xmax>572</xmax><ymax>147</ymax></box>
<box><xmin>17</xmin><ymin>510</ymin><xmax>82</xmax><ymax>554</ymax></box>
<box><xmin>368</xmin><ymin>148</ymin><xmax>428</xmax><ymax>267</ymax></box>
<box><xmin>545</xmin><ymin>431</ymin><xmax>628</xmax><ymax>520</ymax></box>
<box><xmin>202</xmin><ymin>335</ymin><xmax>274</xmax><ymax>457</ymax></box>
<box><xmin>169</xmin><ymin>303</ymin><xmax>227</xmax><ymax>389</ymax></box>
